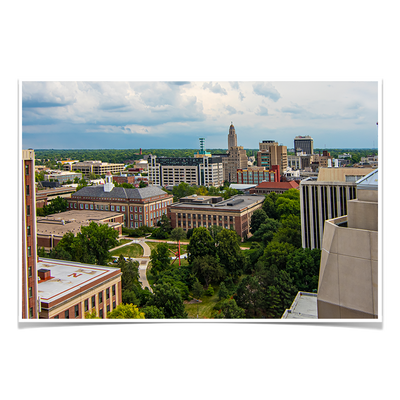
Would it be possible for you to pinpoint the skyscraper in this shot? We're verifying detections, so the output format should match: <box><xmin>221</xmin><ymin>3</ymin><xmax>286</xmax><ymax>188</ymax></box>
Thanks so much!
<box><xmin>228</xmin><ymin>122</ymin><xmax>237</xmax><ymax>149</ymax></box>
<box><xmin>294</xmin><ymin>135</ymin><xmax>314</xmax><ymax>155</ymax></box>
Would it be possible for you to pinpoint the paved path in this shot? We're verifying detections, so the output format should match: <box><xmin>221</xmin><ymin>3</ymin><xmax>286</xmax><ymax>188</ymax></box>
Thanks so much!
<box><xmin>111</xmin><ymin>237</ymin><xmax>153</xmax><ymax>292</ymax></box>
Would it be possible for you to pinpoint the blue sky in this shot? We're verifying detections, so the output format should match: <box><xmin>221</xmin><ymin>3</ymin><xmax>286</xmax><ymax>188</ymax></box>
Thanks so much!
<box><xmin>22</xmin><ymin>81</ymin><xmax>378</xmax><ymax>150</ymax></box>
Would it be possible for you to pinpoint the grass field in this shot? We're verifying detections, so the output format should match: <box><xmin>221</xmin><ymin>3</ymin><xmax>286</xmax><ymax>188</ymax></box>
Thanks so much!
<box><xmin>146</xmin><ymin>241</ymin><xmax>188</xmax><ymax>256</ymax></box>
<box><xmin>185</xmin><ymin>286</ymin><xmax>220</xmax><ymax>319</ymax></box>
<box><xmin>109</xmin><ymin>243</ymin><xmax>144</xmax><ymax>258</ymax></box>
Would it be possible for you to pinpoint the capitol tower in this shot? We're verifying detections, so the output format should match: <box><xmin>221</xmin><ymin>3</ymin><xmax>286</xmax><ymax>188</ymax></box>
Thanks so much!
<box><xmin>228</xmin><ymin>122</ymin><xmax>237</xmax><ymax>149</ymax></box>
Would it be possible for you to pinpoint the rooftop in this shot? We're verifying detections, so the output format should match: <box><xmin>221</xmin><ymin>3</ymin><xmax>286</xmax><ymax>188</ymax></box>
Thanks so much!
<box><xmin>281</xmin><ymin>292</ymin><xmax>318</xmax><ymax>319</ymax></box>
<box><xmin>37</xmin><ymin>258</ymin><xmax>121</xmax><ymax>304</ymax></box>
<box><xmin>254</xmin><ymin>181</ymin><xmax>299</xmax><ymax>189</ymax></box>
<box><xmin>72</xmin><ymin>185</ymin><xmax>170</xmax><ymax>200</ymax></box>
<box><xmin>37</xmin><ymin>210</ymin><xmax>124</xmax><ymax>237</ymax></box>
<box><xmin>170</xmin><ymin>194</ymin><xmax>265</xmax><ymax>211</ymax></box>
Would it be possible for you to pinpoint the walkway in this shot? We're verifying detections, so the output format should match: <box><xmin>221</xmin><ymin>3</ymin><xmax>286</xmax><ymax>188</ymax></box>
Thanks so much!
<box><xmin>111</xmin><ymin>237</ymin><xmax>153</xmax><ymax>293</ymax></box>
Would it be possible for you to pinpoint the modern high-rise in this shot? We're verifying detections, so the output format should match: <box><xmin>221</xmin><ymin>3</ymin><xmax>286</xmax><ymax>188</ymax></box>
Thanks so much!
<box><xmin>22</xmin><ymin>149</ymin><xmax>39</xmax><ymax>319</ymax></box>
<box><xmin>257</xmin><ymin>140</ymin><xmax>287</xmax><ymax>175</ymax></box>
<box><xmin>317</xmin><ymin>169</ymin><xmax>378</xmax><ymax>318</ymax></box>
<box><xmin>300</xmin><ymin>167</ymin><xmax>375</xmax><ymax>249</ymax></box>
<box><xmin>294</xmin><ymin>135</ymin><xmax>314</xmax><ymax>155</ymax></box>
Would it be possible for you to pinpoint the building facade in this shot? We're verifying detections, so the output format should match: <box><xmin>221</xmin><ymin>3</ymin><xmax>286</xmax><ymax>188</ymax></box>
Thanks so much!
<box><xmin>228</xmin><ymin>123</ymin><xmax>237</xmax><ymax>149</ymax></box>
<box><xmin>67</xmin><ymin>174</ymin><xmax>173</xmax><ymax>228</ymax></box>
<box><xmin>294</xmin><ymin>135</ymin><xmax>314</xmax><ymax>155</ymax></box>
<box><xmin>37</xmin><ymin>258</ymin><xmax>122</xmax><ymax>319</ymax></box>
<box><xmin>148</xmin><ymin>154</ymin><xmax>224</xmax><ymax>188</ymax></box>
<box><xmin>257</xmin><ymin>140</ymin><xmax>288</xmax><ymax>174</ymax></box>
<box><xmin>317</xmin><ymin>170</ymin><xmax>378</xmax><ymax>318</ymax></box>
<box><xmin>249</xmin><ymin>180</ymin><xmax>299</xmax><ymax>195</ymax></box>
<box><xmin>237</xmin><ymin>166</ymin><xmax>279</xmax><ymax>185</ymax></box>
<box><xmin>22</xmin><ymin>149</ymin><xmax>39</xmax><ymax>319</ymax></box>
<box><xmin>64</xmin><ymin>160</ymin><xmax>125</xmax><ymax>178</ymax></box>
<box><xmin>223</xmin><ymin>146</ymin><xmax>248</xmax><ymax>183</ymax></box>
<box><xmin>168</xmin><ymin>194</ymin><xmax>265</xmax><ymax>240</ymax></box>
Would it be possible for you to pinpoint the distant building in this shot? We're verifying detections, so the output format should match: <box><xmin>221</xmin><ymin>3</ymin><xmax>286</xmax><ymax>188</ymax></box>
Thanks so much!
<box><xmin>64</xmin><ymin>160</ymin><xmax>125</xmax><ymax>179</ymax></box>
<box><xmin>317</xmin><ymin>170</ymin><xmax>378</xmax><ymax>318</ymax></box>
<box><xmin>148</xmin><ymin>155</ymin><xmax>224</xmax><ymax>187</ymax></box>
<box><xmin>249</xmin><ymin>180</ymin><xmax>299</xmax><ymax>195</ymax></box>
<box><xmin>37</xmin><ymin>258</ymin><xmax>122</xmax><ymax>319</ymax></box>
<box><xmin>312</xmin><ymin>151</ymin><xmax>333</xmax><ymax>169</ymax></box>
<box><xmin>236</xmin><ymin>166</ymin><xmax>279</xmax><ymax>185</ymax></box>
<box><xmin>44</xmin><ymin>170</ymin><xmax>82</xmax><ymax>184</ymax></box>
<box><xmin>222</xmin><ymin>124</ymin><xmax>248</xmax><ymax>183</ymax></box>
<box><xmin>168</xmin><ymin>194</ymin><xmax>265</xmax><ymax>240</ymax></box>
<box><xmin>294</xmin><ymin>135</ymin><xmax>314</xmax><ymax>155</ymax></box>
<box><xmin>257</xmin><ymin>140</ymin><xmax>287</xmax><ymax>175</ymax></box>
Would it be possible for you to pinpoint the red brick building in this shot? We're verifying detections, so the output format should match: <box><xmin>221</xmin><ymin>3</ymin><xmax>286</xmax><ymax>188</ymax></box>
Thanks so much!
<box><xmin>249</xmin><ymin>180</ymin><xmax>299</xmax><ymax>195</ymax></box>
<box><xmin>22</xmin><ymin>149</ymin><xmax>39</xmax><ymax>319</ymax></box>
<box><xmin>67</xmin><ymin>174</ymin><xmax>173</xmax><ymax>228</ymax></box>
<box><xmin>37</xmin><ymin>258</ymin><xmax>122</xmax><ymax>319</ymax></box>
<box><xmin>168</xmin><ymin>194</ymin><xmax>265</xmax><ymax>240</ymax></box>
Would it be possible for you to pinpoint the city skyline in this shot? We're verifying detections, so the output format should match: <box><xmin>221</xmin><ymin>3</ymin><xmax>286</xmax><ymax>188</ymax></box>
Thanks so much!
<box><xmin>22</xmin><ymin>81</ymin><xmax>379</xmax><ymax>151</ymax></box>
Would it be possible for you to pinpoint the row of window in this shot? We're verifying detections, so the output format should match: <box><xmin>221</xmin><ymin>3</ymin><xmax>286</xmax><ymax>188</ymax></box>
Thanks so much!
<box><xmin>177</xmin><ymin>213</ymin><xmax>234</xmax><ymax>222</ymax></box>
<box><xmin>178</xmin><ymin>221</ymin><xmax>233</xmax><ymax>230</ymax></box>
<box><xmin>53</xmin><ymin>285</ymin><xmax>117</xmax><ymax>319</ymax></box>
<box><xmin>70</xmin><ymin>200</ymin><xmax>172</xmax><ymax>213</ymax></box>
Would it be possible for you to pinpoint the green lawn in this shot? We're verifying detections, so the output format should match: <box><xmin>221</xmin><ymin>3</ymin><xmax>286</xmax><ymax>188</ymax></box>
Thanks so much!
<box><xmin>146</xmin><ymin>241</ymin><xmax>188</xmax><ymax>256</ymax></box>
<box><xmin>110</xmin><ymin>243</ymin><xmax>144</xmax><ymax>258</ymax></box>
<box><xmin>185</xmin><ymin>286</ymin><xmax>220</xmax><ymax>319</ymax></box>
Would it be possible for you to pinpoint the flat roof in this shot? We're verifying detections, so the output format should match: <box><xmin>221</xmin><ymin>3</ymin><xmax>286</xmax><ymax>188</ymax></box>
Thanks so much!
<box><xmin>170</xmin><ymin>194</ymin><xmax>265</xmax><ymax>211</ymax></box>
<box><xmin>37</xmin><ymin>210</ymin><xmax>124</xmax><ymax>237</ymax></box>
<box><xmin>37</xmin><ymin>258</ymin><xmax>121</xmax><ymax>304</ymax></box>
<box><xmin>282</xmin><ymin>292</ymin><xmax>318</xmax><ymax>319</ymax></box>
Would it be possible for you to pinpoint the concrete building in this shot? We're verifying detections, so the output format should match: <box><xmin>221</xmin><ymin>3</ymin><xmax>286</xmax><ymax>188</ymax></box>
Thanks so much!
<box><xmin>312</xmin><ymin>151</ymin><xmax>333</xmax><ymax>169</ymax></box>
<box><xmin>37</xmin><ymin>210</ymin><xmax>124</xmax><ymax>251</ymax></box>
<box><xmin>257</xmin><ymin>140</ymin><xmax>288</xmax><ymax>175</ymax></box>
<box><xmin>294</xmin><ymin>135</ymin><xmax>314</xmax><ymax>155</ymax></box>
<box><xmin>64</xmin><ymin>160</ymin><xmax>125</xmax><ymax>178</ymax></box>
<box><xmin>68</xmin><ymin>173</ymin><xmax>173</xmax><ymax>228</ymax></box>
<box><xmin>168</xmin><ymin>194</ymin><xmax>265</xmax><ymax>240</ymax></box>
<box><xmin>44</xmin><ymin>170</ymin><xmax>82</xmax><ymax>184</ymax></box>
<box><xmin>300</xmin><ymin>167</ymin><xmax>375</xmax><ymax>249</ymax></box>
<box><xmin>281</xmin><ymin>292</ymin><xmax>318</xmax><ymax>319</ymax></box>
<box><xmin>317</xmin><ymin>170</ymin><xmax>378</xmax><ymax>319</ymax></box>
<box><xmin>22</xmin><ymin>149</ymin><xmax>39</xmax><ymax>319</ymax></box>
<box><xmin>228</xmin><ymin>123</ymin><xmax>237</xmax><ymax>149</ymax></box>
<box><xmin>148</xmin><ymin>154</ymin><xmax>224</xmax><ymax>188</ymax></box>
<box><xmin>37</xmin><ymin>258</ymin><xmax>122</xmax><ymax>319</ymax></box>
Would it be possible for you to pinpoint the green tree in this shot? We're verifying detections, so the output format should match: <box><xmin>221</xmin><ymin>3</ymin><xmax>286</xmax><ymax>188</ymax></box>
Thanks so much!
<box><xmin>147</xmin><ymin>282</ymin><xmax>188</xmax><ymax>319</ymax></box>
<box><xmin>250</xmin><ymin>208</ymin><xmax>268</xmax><ymax>234</ymax></box>
<box><xmin>218</xmin><ymin>282</ymin><xmax>230</xmax><ymax>300</ymax></box>
<box><xmin>191</xmin><ymin>255</ymin><xmax>225</xmax><ymax>287</ymax></box>
<box><xmin>187</xmin><ymin>227</ymin><xmax>216</xmax><ymax>264</ymax></box>
<box><xmin>172</xmin><ymin>182</ymin><xmax>196</xmax><ymax>200</ymax></box>
<box><xmin>272</xmin><ymin>214</ymin><xmax>302</xmax><ymax>248</ymax></box>
<box><xmin>215</xmin><ymin>229</ymin><xmax>246</xmax><ymax>277</ymax></box>
<box><xmin>251</xmin><ymin>218</ymin><xmax>280</xmax><ymax>244</ymax></box>
<box><xmin>141</xmin><ymin>305</ymin><xmax>165</xmax><ymax>319</ymax></box>
<box><xmin>207</xmin><ymin>225</ymin><xmax>224</xmax><ymax>240</ymax></box>
<box><xmin>192</xmin><ymin>279</ymin><xmax>204</xmax><ymax>299</ymax></box>
<box><xmin>150</xmin><ymin>242</ymin><xmax>171</xmax><ymax>276</ymax></box>
<box><xmin>262</xmin><ymin>192</ymin><xmax>279</xmax><ymax>220</ymax></box>
<box><xmin>275</xmin><ymin>196</ymin><xmax>300</xmax><ymax>219</ymax></box>
<box><xmin>214</xmin><ymin>298</ymin><xmax>246</xmax><ymax>319</ymax></box>
<box><xmin>107</xmin><ymin>303</ymin><xmax>145</xmax><ymax>319</ymax></box>
<box><xmin>158</xmin><ymin>214</ymin><xmax>172</xmax><ymax>235</ymax></box>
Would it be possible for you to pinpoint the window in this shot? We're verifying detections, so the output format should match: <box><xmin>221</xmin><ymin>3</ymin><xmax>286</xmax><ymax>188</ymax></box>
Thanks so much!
<box><xmin>106</xmin><ymin>288</ymin><xmax>110</xmax><ymax>299</ymax></box>
<box><xmin>130</xmin><ymin>214</ymin><xmax>133</xmax><ymax>220</ymax></box>
<box><xmin>26</xmin><ymin>185</ymin><xmax>30</xmax><ymax>195</ymax></box>
<box><xmin>90</xmin><ymin>204</ymin><xmax>93</xmax><ymax>210</ymax></box>
<box><xmin>80</xmin><ymin>204</ymin><xmax>83</xmax><ymax>209</ymax></box>
<box><xmin>27</xmin><ymin>226</ymin><xmax>31</xmax><ymax>236</ymax></box>
<box><xmin>29</xmin><ymin>307</ymin><xmax>34</xmax><ymax>318</ymax></box>
<box><xmin>101</xmin><ymin>205</ymin><xmax>104</xmax><ymax>210</ymax></box>
<box><xmin>84</xmin><ymin>299</ymin><xmax>89</xmax><ymax>312</ymax></box>
<box><xmin>27</xmin><ymin>246</ymin><xmax>31</xmax><ymax>257</ymax></box>
<box><xmin>111</xmin><ymin>205</ymin><xmax>115</xmax><ymax>211</ymax></box>
<box><xmin>75</xmin><ymin>305</ymin><xmax>79</xmax><ymax>317</ymax></box>
<box><xmin>107</xmin><ymin>305</ymin><xmax>110</xmax><ymax>313</ymax></box>
<box><xmin>116</xmin><ymin>206</ymin><xmax>120</xmax><ymax>211</ymax></box>
<box><xmin>29</xmin><ymin>287</ymin><xmax>32</xmax><ymax>298</ymax></box>
<box><xmin>28</xmin><ymin>266</ymin><xmax>32</xmax><ymax>277</ymax></box>
<box><xmin>113</xmin><ymin>301</ymin><xmax>116</xmax><ymax>309</ymax></box>
<box><xmin>112</xmin><ymin>285</ymin><xmax>116</xmax><ymax>296</ymax></box>
<box><xmin>130</xmin><ymin>206</ymin><xmax>133</xmax><ymax>212</ymax></box>
<box><xmin>54</xmin><ymin>315</ymin><xmax>59</xmax><ymax>319</ymax></box>
<box><xmin>139</xmin><ymin>207</ymin><xmax>142</xmax><ymax>212</ymax></box>
<box><xmin>65</xmin><ymin>310</ymin><xmax>69</xmax><ymax>319</ymax></box>
<box><xmin>92</xmin><ymin>295</ymin><xmax>96</xmax><ymax>308</ymax></box>
<box><xmin>105</xmin><ymin>205</ymin><xmax>109</xmax><ymax>210</ymax></box>
<box><xmin>122</xmin><ymin>206</ymin><xmax>125</xmax><ymax>212</ymax></box>
<box><xmin>99</xmin><ymin>308</ymin><xmax>103</xmax><ymax>318</ymax></box>
<box><xmin>26</xmin><ymin>205</ymin><xmax>30</xmax><ymax>216</ymax></box>
<box><xmin>85</xmin><ymin>204</ymin><xmax>88</xmax><ymax>210</ymax></box>
<box><xmin>25</xmin><ymin>164</ymin><xmax>29</xmax><ymax>175</ymax></box>
<box><xmin>99</xmin><ymin>292</ymin><xmax>103</xmax><ymax>304</ymax></box>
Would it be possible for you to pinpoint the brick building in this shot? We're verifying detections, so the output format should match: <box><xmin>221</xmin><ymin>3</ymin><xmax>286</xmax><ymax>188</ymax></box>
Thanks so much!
<box><xmin>237</xmin><ymin>165</ymin><xmax>280</xmax><ymax>185</ymax></box>
<box><xmin>22</xmin><ymin>149</ymin><xmax>39</xmax><ymax>319</ymax></box>
<box><xmin>37</xmin><ymin>258</ymin><xmax>122</xmax><ymax>319</ymax></box>
<box><xmin>67</xmin><ymin>173</ymin><xmax>173</xmax><ymax>228</ymax></box>
<box><xmin>168</xmin><ymin>194</ymin><xmax>265</xmax><ymax>240</ymax></box>
<box><xmin>249</xmin><ymin>180</ymin><xmax>299</xmax><ymax>195</ymax></box>
<box><xmin>37</xmin><ymin>210</ymin><xmax>124</xmax><ymax>251</ymax></box>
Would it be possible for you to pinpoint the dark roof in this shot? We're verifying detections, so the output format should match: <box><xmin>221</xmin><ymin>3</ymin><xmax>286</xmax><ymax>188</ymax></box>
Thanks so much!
<box><xmin>72</xmin><ymin>185</ymin><xmax>169</xmax><ymax>200</ymax></box>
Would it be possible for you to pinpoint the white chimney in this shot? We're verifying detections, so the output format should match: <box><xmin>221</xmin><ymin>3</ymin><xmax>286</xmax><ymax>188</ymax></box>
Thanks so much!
<box><xmin>334</xmin><ymin>159</ymin><xmax>338</xmax><ymax>168</ymax></box>
<box><xmin>328</xmin><ymin>159</ymin><xmax>332</xmax><ymax>168</ymax></box>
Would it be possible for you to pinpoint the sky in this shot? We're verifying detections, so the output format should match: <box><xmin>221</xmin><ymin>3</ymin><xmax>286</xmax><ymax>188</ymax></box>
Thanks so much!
<box><xmin>21</xmin><ymin>80</ymin><xmax>379</xmax><ymax>151</ymax></box>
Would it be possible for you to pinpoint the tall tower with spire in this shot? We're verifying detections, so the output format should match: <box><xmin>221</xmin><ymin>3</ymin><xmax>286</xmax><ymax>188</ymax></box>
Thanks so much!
<box><xmin>228</xmin><ymin>122</ymin><xmax>237</xmax><ymax>150</ymax></box>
